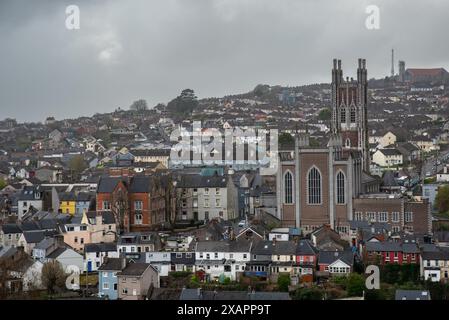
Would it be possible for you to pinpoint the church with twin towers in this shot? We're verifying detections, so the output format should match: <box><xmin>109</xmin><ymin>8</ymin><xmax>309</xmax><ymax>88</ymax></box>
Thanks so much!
<box><xmin>276</xmin><ymin>59</ymin><xmax>431</xmax><ymax>237</ymax></box>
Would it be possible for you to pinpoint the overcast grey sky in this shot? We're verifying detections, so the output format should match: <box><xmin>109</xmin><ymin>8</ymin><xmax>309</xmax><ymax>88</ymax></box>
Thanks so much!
<box><xmin>0</xmin><ymin>0</ymin><xmax>448</xmax><ymax>122</ymax></box>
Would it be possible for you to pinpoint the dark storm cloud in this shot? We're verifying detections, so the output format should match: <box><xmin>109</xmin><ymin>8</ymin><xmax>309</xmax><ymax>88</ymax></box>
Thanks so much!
<box><xmin>0</xmin><ymin>0</ymin><xmax>448</xmax><ymax>122</ymax></box>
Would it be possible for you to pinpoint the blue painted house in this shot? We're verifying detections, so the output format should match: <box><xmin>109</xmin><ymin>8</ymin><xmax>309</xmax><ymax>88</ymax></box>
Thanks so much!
<box><xmin>75</xmin><ymin>192</ymin><xmax>94</xmax><ymax>214</ymax></box>
<box><xmin>98</xmin><ymin>257</ymin><xmax>126</xmax><ymax>300</ymax></box>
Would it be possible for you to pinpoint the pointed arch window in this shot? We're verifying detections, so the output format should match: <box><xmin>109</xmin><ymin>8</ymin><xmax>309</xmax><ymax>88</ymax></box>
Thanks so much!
<box><xmin>284</xmin><ymin>171</ymin><xmax>293</xmax><ymax>204</ymax></box>
<box><xmin>340</xmin><ymin>108</ymin><xmax>346</xmax><ymax>123</ymax></box>
<box><xmin>336</xmin><ymin>171</ymin><xmax>346</xmax><ymax>204</ymax></box>
<box><xmin>307</xmin><ymin>167</ymin><xmax>322</xmax><ymax>205</ymax></box>
<box><xmin>350</xmin><ymin>107</ymin><xmax>356</xmax><ymax>123</ymax></box>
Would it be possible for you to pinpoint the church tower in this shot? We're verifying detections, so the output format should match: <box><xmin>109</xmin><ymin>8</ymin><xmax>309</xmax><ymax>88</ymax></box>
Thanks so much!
<box><xmin>331</xmin><ymin>59</ymin><xmax>370</xmax><ymax>172</ymax></box>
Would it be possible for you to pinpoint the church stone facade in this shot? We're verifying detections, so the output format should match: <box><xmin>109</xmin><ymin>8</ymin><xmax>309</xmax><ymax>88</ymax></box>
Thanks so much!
<box><xmin>276</xmin><ymin>59</ymin><xmax>431</xmax><ymax>236</ymax></box>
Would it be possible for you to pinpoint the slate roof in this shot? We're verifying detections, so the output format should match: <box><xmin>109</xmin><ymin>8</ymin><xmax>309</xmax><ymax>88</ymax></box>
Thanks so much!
<box><xmin>1</xmin><ymin>224</ymin><xmax>22</xmax><ymax>234</ymax></box>
<box><xmin>97</xmin><ymin>176</ymin><xmax>126</xmax><ymax>193</ymax></box>
<box><xmin>131</xmin><ymin>149</ymin><xmax>170</xmax><ymax>157</ymax></box>
<box><xmin>23</xmin><ymin>230</ymin><xmax>46</xmax><ymax>244</ymax></box>
<box><xmin>84</xmin><ymin>242</ymin><xmax>117</xmax><ymax>253</ymax></box>
<box><xmin>196</xmin><ymin>240</ymin><xmax>252</xmax><ymax>253</ymax></box>
<box><xmin>365</xmin><ymin>241</ymin><xmax>420</xmax><ymax>253</ymax></box>
<box><xmin>46</xmin><ymin>247</ymin><xmax>70</xmax><ymax>259</ymax></box>
<box><xmin>98</xmin><ymin>258</ymin><xmax>125</xmax><ymax>271</ymax></box>
<box><xmin>421</xmin><ymin>248</ymin><xmax>449</xmax><ymax>260</ymax></box>
<box><xmin>59</xmin><ymin>192</ymin><xmax>77</xmax><ymax>201</ymax></box>
<box><xmin>395</xmin><ymin>290</ymin><xmax>431</xmax><ymax>300</ymax></box>
<box><xmin>118</xmin><ymin>262</ymin><xmax>153</xmax><ymax>276</ymax></box>
<box><xmin>176</xmin><ymin>175</ymin><xmax>228</xmax><ymax>188</ymax></box>
<box><xmin>318</xmin><ymin>250</ymin><xmax>354</xmax><ymax>266</ymax></box>
<box><xmin>128</xmin><ymin>175</ymin><xmax>154</xmax><ymax>193</ymax></box>
<box><xmin>251</xmin><ymin>240</ymin><xmax>315</xmax><ymax>256</ymax></box>
<box><xmin>86</xmin><ymin>211</ymin><xmax>116</xmax><ymax>224</ymax></box>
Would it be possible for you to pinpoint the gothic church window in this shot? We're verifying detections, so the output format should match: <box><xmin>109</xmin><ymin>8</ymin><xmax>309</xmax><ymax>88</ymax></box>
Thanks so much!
<box><xmin>307</xmin><ymin>167</ymin><xmax>322</xmax><ymax>204</ymax></box>
<box><xmin>284</xmin><ymin>171</ymin><xmax>293</xmax><ymax>204</ymax></box>
<box><xmin>336</xmin><ymin>171</ymin><xmax>345</xmax><ymax>204</ymax></box>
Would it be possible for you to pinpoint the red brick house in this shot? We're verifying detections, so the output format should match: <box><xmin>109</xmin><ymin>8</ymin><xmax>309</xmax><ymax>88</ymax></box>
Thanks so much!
<box><xmin>96</xmin><ymin>175</ymin><xmax>169</xmax><ymax>233</ymax></box>
<box><xmin>363</xmin><ymin>241</ymin><xmax>420</xmax><ymax>265</ymax></box>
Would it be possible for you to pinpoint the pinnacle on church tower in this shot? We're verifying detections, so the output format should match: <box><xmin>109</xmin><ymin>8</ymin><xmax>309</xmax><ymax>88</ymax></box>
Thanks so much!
<box><xmin>331</xmin><ymin>59</ymin><xmax>370</xmax><ymax>172</ymax></box>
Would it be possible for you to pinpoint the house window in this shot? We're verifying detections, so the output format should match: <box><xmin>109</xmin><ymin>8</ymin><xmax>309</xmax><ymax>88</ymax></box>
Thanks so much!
<box><xmin>134</xmin><ymin>201</ymin><xmax>143</xmax><ymax>211</ymax></box>
<box><xmin>80</xmin><ymin>225</ymin><xmax>87</xmax><ymax>231</ymax></box>
<box><xmin>336</xmin><ymin>171</ymin><xmax>345</xmax><ymax>204</ymax></box>
<box><xmin>215</xmin><ymin>188</ymin><xmax>220</xmax><ymax>195</ymax></box>
<box><xmin>176</xmin><ymin>253</ymin><xmax>182</xmax><ymax>258</ymax></box>
<box><xmin>391</xmin><ymin>212</ymin><xmax>400</xmax><ymax>223</ymax></box>
<box><xmin>378</xmin><ymin>212</ymin><xmax>388</xmax><ymax>222</ymax></box>
<box><xmin>135</xmin><ymin>213</ymin><xmax>143</xmax><ymax>225</ymax></box>
<box><xmin>103</xmin><ymin>283</ymin><xmax>109</xmax><ymax>290</ymax></box>
<box><xmin>214</xmin><ymin>253</ymin><xmax>218</xmax><ymax>259</ymax></box>
<box><xmin>284</xmin><ymin>171</ymin><xmax>293</xmax><ymax>204</ymax></box>
<box><xmin>103</xmin><ymin>201</ymin><xmax>111</xmax><ymax>211</ymax></box>
<box><xmin>204</xmin><ymin>199</ymin><xmax>209</xmax><ymax>208</ymax></box>
<box><xmin>354</xmin><ymin>212</ymin><xmax>363</xmax><ymax>221</ymax></box>
<box><xmin>193</xmin><ymin>199</ymin><xmax>198</xmax><ymax>208</ymax></box>
<box><xmin>215</xmin><ymin>199</ymin><xmax>221</xmax><ymax>208</ymax></box>
<box><xmin>307</xmin><ymin>167</ymin><xmax>322</xmax><ymax>205</ymax></box>
<box><xmin>74</xmin><ymin>237</ymin><xmax>78</xmax><ymax>243</ymax></box>
<box><xmin>367</xmin><ymin>212</ymin><xmax>376</xmax><ymax>222</ymax></box>
<box><xmin>405</xmin><ymin>212</ymin><xmax>413</xmax><ymax>223</ymax></box>
<box><xmin>204</xmin><ymin>188</ymin><xmax>209</xmax><ymax>195</ymax></box>
<box><xmin>122</xmin><ymin>288</ymin><xmax>128</xmax><ymax>294</ymax></box>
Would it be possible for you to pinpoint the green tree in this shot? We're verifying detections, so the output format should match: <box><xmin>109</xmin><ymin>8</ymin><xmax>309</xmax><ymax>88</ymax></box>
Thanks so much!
<box><xmin>294</xmin><ymin>287</ymin><xmax>324</xmax><ymax>300</ymax></box>
<box><xmin>0</xmin><ymin>179</ymin><xmax>6</xmax><ymax>191</ymax></box>
<box><xmin>346</xmin><ymin>273</ymin><xmax>365</xmax><ymax>297</ymax></box>
<box><xmin>278</xmin><ymin>132</ymin><xmax>294</xmax><ymax>148</ymax></box>
<box><xmin>69</xmin><ymin>155</ymin><xmax>87</xmax><ymax>180</ymax></box>
<box><xmin>318</xmin><ymin>108</ymin><xmax>332</xmax><ymax>121</ymax></box>
<box><xmin>167</xmin><ymin>89</ymin><xmax>198</xmax><ymax>116</ymax></box>
<box><xmin>277</xmin><ymin>274</ymin><xmax>290</xmax><ymax>292</ymax></box>
<box><xmin>435</xmin><ymin>185</ymin><xmax>449</xmax><ymax>215</ymax></box>
<box><xmin>253</xmin><ymin>84</ymin><xmax>270</xmax><ymax>97</ymax></box>
<box><xmin>129</xmin><ymin>99</ymin><xmax>148</xmax><ymax>111</ymax></box>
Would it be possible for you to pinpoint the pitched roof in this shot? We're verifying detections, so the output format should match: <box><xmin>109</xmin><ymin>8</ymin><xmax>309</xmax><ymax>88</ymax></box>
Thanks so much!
<box><xmin>118</xmin><ymin>262</ymin><xmax>153</xmax><ymax>276</ymax></box>
<box><xmin>97</xmin><ymin>176</ymin><xmax>126</xmax><ymax>193</ymax></box>
<box><xmin>23</xmin><ymin>230</ymin><xmax>46</xmax><ymax>244</ymax></box>
<box><xmin>84</xmin><ymin>242</ymin><xmax>117</xmax><ymax>253</ymax></box>
<box><xmin>196</xmin><ymin>240</ymin><xmax>252</xmax><ymax>253</ymax></box>
<box><xmin>86</xmin><ymin>211</ymin><xmax>116</xmax><ymax>224</ymax></box>
<box><xmin>395</xmin><ymin>290</ymin><xmax>431</xmax><ymax>300</ymax></box>
<box><xmin>318</xmin><ymin>250</ymin><xmax>354</xmax><ymax>266</ymax></box>
<box><xmin>378</xmin><ymin>148</ymin><xmax>402</xmax><ymax>156</ymax></box>
<box><xmin>46</xmin><ymin>247</ymin><xmax>70</xmax><ymax>259</ymax></box>
<box><xmin>365</xmin><ymin>241</ymin><xmax>420</xmax><ymax>253</ymax></box>
<box><xmin>98</xmin><ymin>258</ymin><xmax>125</xmax><ymax>271</ymax></box>
<box><xmin>176</xmin><ymin>175</ymin><xmax>228</xmax><ymax>188</ymax></box>
<box><xmin>128</xmin><ymin>175</ymin><xmax>154</xmax><ymax>193</ymax></box>
<box><xmin>1</xmin><ymin>224</ymin><xmax>22</xmax><ymax>234</ymax></box>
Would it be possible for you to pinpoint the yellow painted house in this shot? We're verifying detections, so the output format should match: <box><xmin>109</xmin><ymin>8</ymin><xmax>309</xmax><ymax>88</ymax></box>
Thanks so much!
<box><xmin>59</xmin><ymin>192</ymin><xmax>77</xmax><ymax>215</ymax></box>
